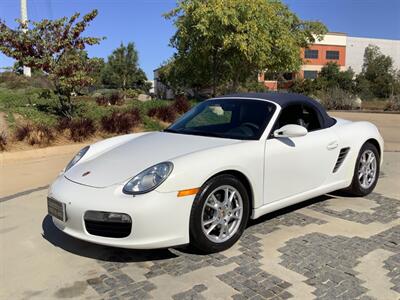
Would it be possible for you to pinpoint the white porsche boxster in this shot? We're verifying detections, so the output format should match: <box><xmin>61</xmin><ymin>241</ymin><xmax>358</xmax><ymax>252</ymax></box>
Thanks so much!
<box><xmin>48</xmin><ymin>93</ymin><xmax>383</xmax><ymax>253</ymax></box>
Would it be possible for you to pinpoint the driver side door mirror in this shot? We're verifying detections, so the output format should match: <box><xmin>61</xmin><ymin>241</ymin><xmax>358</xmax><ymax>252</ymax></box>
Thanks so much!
<box><xmin>273</xmin><ymin>124</ymin><xmax>308</xmax><ymax>138</ymax></box>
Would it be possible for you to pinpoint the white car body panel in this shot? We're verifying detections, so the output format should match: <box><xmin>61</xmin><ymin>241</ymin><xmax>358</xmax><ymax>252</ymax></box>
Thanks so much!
<box><xmin>48</xmin><ymin>96</ymin><xmax>384</xmax><ymax>249</ymax></box>
<box><xmin>264</xmin><ymin>127</ymin><xmax>339</xmax><ymax>202</ymax></box>
<box><xmin>48</xmin><ymin>175</ymin><xmax>194</xmax><ymax>248</ymax></box>
<box><xmin>65</xmin><ymin>132</ymin><xmax>239</xmax><ymax>187</ymax></box>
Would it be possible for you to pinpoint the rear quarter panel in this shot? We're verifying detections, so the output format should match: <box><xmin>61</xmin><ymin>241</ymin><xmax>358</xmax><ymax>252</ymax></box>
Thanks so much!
<box><xmin>329</xmin><ymin>118</ymin><xmax>384</xmax><ymax>187</ymax></box>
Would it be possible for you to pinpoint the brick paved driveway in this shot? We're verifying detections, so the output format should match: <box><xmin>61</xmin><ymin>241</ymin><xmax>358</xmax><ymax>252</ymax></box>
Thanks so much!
<box><xmin>1</xmin><ymin>153</ymin><xmax>399</xmax><ymax>300</ymax></box>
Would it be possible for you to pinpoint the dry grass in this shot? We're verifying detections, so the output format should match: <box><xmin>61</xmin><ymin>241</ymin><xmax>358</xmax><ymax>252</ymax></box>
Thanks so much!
<box><xmin>27</xmin><ymin>124</ymin><xmax>55</xmax><ymax>146</ymax></box>
<box><xmin>362</xmin><ymin>100</ymin><xmax>389</xmax><ymax>111</ymax></box>
<box><xmin>0</xmin><ymin>131</ymin><xmax>7</xmax><ymax>151</ymax></box>
<box><xmin>15</xmin><ymin>124</ymin><xmax>33</xmax><ymax>141</ymax></box>
<box><xmin>14</xmin><ymin>123</ymin><xmax>55</xmax><ymax>146</ymax></box>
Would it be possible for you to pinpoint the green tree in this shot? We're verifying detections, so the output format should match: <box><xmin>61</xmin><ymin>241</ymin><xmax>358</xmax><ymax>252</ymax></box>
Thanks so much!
<box><xmin>317</xmin><ymin>62</ymin><xmax>355</xmax><ymax>92</ymax></box>
<box><xmin>102</xmin><ymin>42</ymin><xmax>149</xmax><ymax>92</ymax></box>
<box><xmin>290</xmin><ymin>63</ymin><xmax>356</xmax><ymax>96</ymax></box>
<box><xmin>164</xmin><ymin>0</ymin><xmax>327</xmax><ymax>95</ymax></box>
<box><xmin>357</xmin><ymin>45</ymin><xmax>396</xmax><ymax>98</ymax></box>
<box><xmin>0</xmin><ymin>10</ymin><xmax>102</xmax><ymax>116</ymax></box>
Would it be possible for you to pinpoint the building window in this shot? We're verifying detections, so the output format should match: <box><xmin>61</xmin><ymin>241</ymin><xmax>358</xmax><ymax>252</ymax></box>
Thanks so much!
<box><xmin>326</xmin><ymin>50</ymin><xmax>339</xmax><ymax>60</ymax></box>
<box><xmin>304</xmin><ymin>70</ymin><xmax>318</xmax><ymax>79</ymax></box>
<box><xmin>304</xmin><ymin>49</ymin><xmax>318</xmax><ymax>59</ymax></box>
<box><xmin>283</xmin><ymin>72</ymin><xmax>294</xmax><ymax>81</ymax></box>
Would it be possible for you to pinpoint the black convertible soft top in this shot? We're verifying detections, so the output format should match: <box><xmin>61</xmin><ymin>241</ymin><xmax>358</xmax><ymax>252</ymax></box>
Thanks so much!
<box><xmin>216</xmin><ymin>92</ymin><xmax>336</xmax><ymax>128</ymax></box>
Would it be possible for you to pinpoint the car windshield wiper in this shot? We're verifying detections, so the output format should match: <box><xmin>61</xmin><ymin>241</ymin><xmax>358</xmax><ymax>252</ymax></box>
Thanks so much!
<box><xmin>164</xmin><ymin>128</ymin><xmax>229</xmax><ymax>139</ymax></box>
<box><xmin>181</xmin><ymin>130</ymin><xmax>227</xmax><ymax>138</ymax></box>
<box><xmin>163</xmin><ymin>128</ymin><xmax>181</xmax><ymax>134</ymax></box>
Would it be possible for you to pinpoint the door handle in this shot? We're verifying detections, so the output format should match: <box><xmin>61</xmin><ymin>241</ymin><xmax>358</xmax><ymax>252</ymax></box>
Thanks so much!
<box><xmin>327</xmin><ymin>141</ymin><xmax>338</xmax><ymax>150</ymax></box>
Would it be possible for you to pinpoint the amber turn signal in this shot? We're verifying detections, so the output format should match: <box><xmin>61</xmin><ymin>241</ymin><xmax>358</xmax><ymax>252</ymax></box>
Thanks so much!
<box><xmin>177</xmin><ymin>188</ymin><xmax>200</xmax><ymax>197</ymax></box>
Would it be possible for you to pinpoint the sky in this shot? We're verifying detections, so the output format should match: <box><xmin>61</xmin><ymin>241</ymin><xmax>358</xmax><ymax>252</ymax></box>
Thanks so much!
<box><xmin>0</xmin><ymin>0</ymin><xmax>399</xmax><ymax>80</ymax></box>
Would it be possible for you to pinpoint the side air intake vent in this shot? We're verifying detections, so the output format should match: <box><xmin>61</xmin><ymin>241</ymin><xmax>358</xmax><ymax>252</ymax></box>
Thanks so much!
<box><xmin>333</xmin><ymin>147</ymin><xmax>350</xmax><ymax>173</ymax></box>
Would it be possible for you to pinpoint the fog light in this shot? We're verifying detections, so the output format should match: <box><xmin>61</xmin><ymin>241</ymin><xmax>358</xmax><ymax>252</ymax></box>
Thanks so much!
<box><xmin>84</xmin><ymin>211</ymin><xmax>132</xmax><ymax>223</ymax></box>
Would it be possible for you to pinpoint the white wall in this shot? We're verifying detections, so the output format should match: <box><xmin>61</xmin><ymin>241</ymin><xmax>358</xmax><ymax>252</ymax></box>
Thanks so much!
<box><xmin>346</xmin><ymin>36</ymin><xmax>400</xmax><ymax>74</ymax></box>
<box><xmin>314</xmin><ymin>33</ymin><xmax>347</xmax><ymax>46</ymax></box>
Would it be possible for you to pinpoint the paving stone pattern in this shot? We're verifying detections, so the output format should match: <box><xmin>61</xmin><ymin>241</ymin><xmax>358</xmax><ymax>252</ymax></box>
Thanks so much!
<box><xmin>85</xmin><ymin>193</ymin><xmax>400</xmax><ymax>299</ymax></box>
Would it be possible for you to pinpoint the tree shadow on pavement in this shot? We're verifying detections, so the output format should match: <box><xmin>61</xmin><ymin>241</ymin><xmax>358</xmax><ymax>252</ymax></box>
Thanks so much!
<box><xmin>41</xmin><ymin>215</ymin><xmax>178</xmax><ymax>263</ymax></box>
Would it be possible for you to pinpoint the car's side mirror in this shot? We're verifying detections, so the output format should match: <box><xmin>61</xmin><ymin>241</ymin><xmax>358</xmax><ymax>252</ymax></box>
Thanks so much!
<box><xmin>273</xmin><ymin>124</ymin><xmax>308</xmax><ymax>138</ymax></box>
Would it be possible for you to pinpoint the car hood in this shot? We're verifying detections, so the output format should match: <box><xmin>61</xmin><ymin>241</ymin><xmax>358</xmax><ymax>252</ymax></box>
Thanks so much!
<box><xmin>64</xmin><ymin>131</ymin><xmax>240</xmax><ymax>188</ymax></box>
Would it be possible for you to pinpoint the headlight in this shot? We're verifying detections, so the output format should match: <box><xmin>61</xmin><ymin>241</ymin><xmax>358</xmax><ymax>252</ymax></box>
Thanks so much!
<box><xmin>123</xmin><ymin>162</ymin><xmax>173</xmax><ymax>195</ymax></box>
<box><xmin>65</xmin><ymin>146</ymin><xmax>90</xmax><ymax>172</ymax></box>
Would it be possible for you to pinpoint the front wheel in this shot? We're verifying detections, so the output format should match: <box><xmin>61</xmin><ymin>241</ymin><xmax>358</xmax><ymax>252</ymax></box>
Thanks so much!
<box><xmin>189</xmin><ymin>175</ymin><xmax>249</xmax><ymax>253</ymax></box>
<box><xmin>346</xmin><ymin>142</ymin><xmax>380</xmax><ymax>196</ymax></box>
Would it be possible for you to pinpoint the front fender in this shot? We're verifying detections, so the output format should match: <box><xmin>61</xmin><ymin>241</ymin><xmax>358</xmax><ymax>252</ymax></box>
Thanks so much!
<box><xmin>157</xmin><ymin>140</ymin><xmax>265</xmax><ymax>209</ymax></box>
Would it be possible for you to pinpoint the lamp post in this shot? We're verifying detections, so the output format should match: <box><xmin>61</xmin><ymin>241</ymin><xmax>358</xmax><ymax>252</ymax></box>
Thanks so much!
<box><xmin>20</xmin><ymin>0</ymin><xmax>31</xmax><ymax>77</ymax></box>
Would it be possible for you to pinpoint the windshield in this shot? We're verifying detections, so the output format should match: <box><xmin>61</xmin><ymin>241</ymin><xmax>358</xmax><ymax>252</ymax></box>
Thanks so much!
<box><xmin>165</xmin><ymin>98</ymin><xmax>276</xmax><ymax>140</ymax></box>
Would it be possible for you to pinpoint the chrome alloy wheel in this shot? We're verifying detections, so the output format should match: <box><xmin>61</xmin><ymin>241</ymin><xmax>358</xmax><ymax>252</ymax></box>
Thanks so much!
<box><xmin>201</xmin><ymin>185</ymin><xmax>243</xmax><ymax>243</ymax></box>
<box><xmin>358</xmin><ymin>149</ymin><xmax>377</xmax><ymax>189</ymax></box>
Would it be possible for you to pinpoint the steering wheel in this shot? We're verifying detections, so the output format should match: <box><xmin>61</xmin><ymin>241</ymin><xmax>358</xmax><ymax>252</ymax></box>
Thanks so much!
<box><xmin>241</xmin><ymin>122</ymin><xmax>260</xmax><ymax>133</ymax></box>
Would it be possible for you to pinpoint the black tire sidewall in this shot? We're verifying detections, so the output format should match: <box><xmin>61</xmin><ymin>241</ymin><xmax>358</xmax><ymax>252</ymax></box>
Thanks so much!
<box><xmin>349</xmin><ymin>142</ymin><xmax>380</xmax><ymax>196</ymax></box>
<box><xmin>189</xmin><ymin>175</ymin><xmax>249</xmax><ymax>253</ymax></box>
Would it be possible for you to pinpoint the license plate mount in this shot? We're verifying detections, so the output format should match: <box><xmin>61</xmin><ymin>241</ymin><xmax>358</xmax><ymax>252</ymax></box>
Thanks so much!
<box><xmin>47</xmin><ymin>197</ymin><xmax>67</xmax><ymax>222</ymax></box>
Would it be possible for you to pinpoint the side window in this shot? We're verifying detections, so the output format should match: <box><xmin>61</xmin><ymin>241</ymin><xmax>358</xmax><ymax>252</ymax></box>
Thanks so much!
<box><xmin>274</xmin><ymin>104</ymin><xmax>323</xmax><ymax>133</ymax></box>
<box><xmin>275</xmin><ymin>104</ymin><xmax>303</xmax><ymax>129</ymax></box>
<box><xmin>301</xmin><ymin>105</ymin><xmax>322</xmax><ymax>131</ymax></box>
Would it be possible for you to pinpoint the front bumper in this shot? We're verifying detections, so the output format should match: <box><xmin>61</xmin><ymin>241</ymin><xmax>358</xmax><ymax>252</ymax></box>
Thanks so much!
<box><xmin>47</xmin><ymin>175</ymin><xmax>195</xmax><ymax>249</ymax></box>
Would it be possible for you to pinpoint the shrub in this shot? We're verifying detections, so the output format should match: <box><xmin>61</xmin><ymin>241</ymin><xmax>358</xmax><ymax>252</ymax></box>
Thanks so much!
<box><xmin>317</xmin><ymin>88</ymin><xmax>357</xmax><ymax>110</ymax></box>
<box><xmin>101</xmin><ymin>108</ymin><xmax>142</xmax><ymax>134</ymax></box>
<box><xmin>289</xmin><ymin>78</ymin><xmax>315</xmax><ymax>95</ymax></box>
<box><xmin>0</xmin><ymin>131</ymin><xmax>7</xmax><ymax>151</ymax></box>
<box><xmin>39</xmin><ymin>89</ymin><xmax>53</xmax><ymax>99</ymax></box>
<box><xmin>95</xmin><ymin>92</ymin><xmax>124</xmax><ymax>106</ymax></box>
<box><xmin>95</xmin><ymin>95</ymin><xmax>109</xmax><ymax>106</ymax></box>
<box><xmin>172</xmin><ymin>95</ymin><xmax>191</xmax><ymax>114</ymax></box>
<box><xmin>238</xmin><ymin>80</ymin><xmax>270</xmax><ymax>93</ymax></box>
<box><xmin>147</xmin><ymin>105</ymin><xmax>176</xmax><ymax>123</ymax></box>
<box><xmin>124</xmin><ymin>89</ymin><xmax>140</xmax><ymax>99</ymax></box>
<box><xmin>147</xmin><ymin>107</ymin><xmax>158</xmax><ymax>118</ymax></box>
<box><xmin>109</xmin><ymin>92</ymin><xmax>124</xmax><ymax>105</ymax></box>
<box><xmin>56</xmin><ymin>118</ymin><xmax>71</xmax><ymax>132</ymax></box>
<box><xmin>385</xmin><ymin>95</ymin><xmax>400</xmax><ymax>111</ymax></box>
<box><xmin>69</xmin><ymin>118</ymin><xmax>96</xmax><ymax>142</ymax></box>
<box><xmin>15</xmin><ymin>124</ymin><xmax>33</xmax><ymax>141</ymax></box>
<box><xmin>0</xmin><ymin>72</ymin><xmax>52</xmax><ymax>89</ymax></box>
<box><xmin>128</xmin><ymin>108</ymin><xmax>142</xmax><ymax>125</ymax></box>
<box><xmin>27</xmin><ymin>124</ymin><xmax>55</xmax><ymax>146</ymax></box>
<box><xmin>0</xmin><ymin>72</ymin><xmax>29</xmax><ymax>89</ymax></box>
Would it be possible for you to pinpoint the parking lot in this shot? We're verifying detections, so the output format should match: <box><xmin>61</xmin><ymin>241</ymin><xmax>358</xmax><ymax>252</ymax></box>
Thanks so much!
<box><xmin>0</xmin><ymin>112</ymin><xmax>399</xmax><ymax>299</ymax></box>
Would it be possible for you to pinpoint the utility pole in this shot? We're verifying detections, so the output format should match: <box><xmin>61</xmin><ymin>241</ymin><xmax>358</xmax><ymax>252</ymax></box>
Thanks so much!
<box><xmin>20</xmin><ymin>0</ymin><xmax>31</xmax><ymax>77</ymax></box>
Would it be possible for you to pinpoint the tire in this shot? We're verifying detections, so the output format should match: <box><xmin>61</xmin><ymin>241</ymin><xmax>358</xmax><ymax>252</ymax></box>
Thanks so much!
<box><xmin>189</xmin><ymin>174</ymin><xmax>250</xmax><ymax>253</ymax></box>
<box><xmin>346</xmin><ymin>142</ymin><xmax>380</xmax><ymax>196</ymax></box>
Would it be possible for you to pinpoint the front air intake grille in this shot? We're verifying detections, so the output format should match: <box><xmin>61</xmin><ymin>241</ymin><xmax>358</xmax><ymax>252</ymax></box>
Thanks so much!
<box><xmin>333</xmin><ymin>147</ymin><xmax>350</xmax><ymax>173</ymax></box>
<box><xmin>85</xmin><ymin>220</ymin><xmax>132</xmax><ymax>238</ymax></box>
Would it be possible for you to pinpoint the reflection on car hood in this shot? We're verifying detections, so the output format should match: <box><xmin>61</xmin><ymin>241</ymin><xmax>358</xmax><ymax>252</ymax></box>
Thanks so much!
<box><xmin>64</xmin><ymin>131</ymin><xmax>239</xmax><ymax>188</ymax></box>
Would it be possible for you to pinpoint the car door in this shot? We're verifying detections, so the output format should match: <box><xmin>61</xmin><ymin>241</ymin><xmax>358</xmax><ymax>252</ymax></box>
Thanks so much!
<box><xmin>263</xmin><ymin>104</ymin><xmax>339</xmax><ymax>203</ymax></box>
